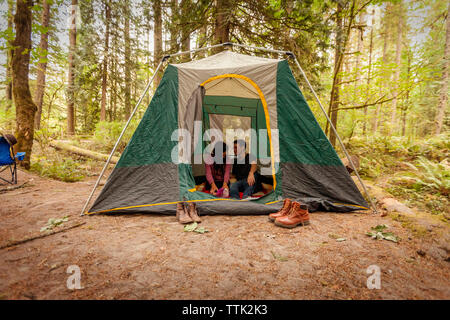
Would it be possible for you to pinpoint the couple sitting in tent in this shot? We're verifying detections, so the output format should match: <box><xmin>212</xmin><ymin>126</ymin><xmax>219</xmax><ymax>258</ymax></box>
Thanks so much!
<box><xmin>205</xmin><ymin>139</ymin><xmax>258</xmax><ymax>200</ymax></box>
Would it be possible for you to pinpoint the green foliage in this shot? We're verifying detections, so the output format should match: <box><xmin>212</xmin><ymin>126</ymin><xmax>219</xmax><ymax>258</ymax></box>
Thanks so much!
<box><xmin>183</xmin><ymin>222</ymin><xmax>209</xmax><ymax>234</ymax></box>
<box><xmin>347</xmin><ymin>133</ymin><xmax>449</xmax><ymax>179</ymax></box>
<box><xmin>34</xmin><ymin>128</ymin><xmax>58</xmax><ymax>153</ymax></box>
<box><xmin>31</xmin><ymin>155</ymin><xmax>85</xmax><ymax>182</ymax></box>
<box><xmin>392</xmin><ymin>157</ymin><xmax>449</xmax><ymax>196</ymax></box>
<box><xmin>366</xmin><ymin>224</ymin><xmax>399</xmax><ymax>242</ymax></box>
<box><xmin>40</xmin><ymin>216</ymin><xmax>69</xmax><ymax>233</ymax></box>
<box><xmin>0</xmin><ymin>106</ymin><xmax>15</xmax><ymax>132</ymax></box>
<box><xmin>348</xmin><ymin>134</ymin><xmax>449</xmax><ymax>217</ymax></box>
<box><xmin>93</xmin><ymin>121</ymin><xmax>138</xmax><ymax>154</ymax></box>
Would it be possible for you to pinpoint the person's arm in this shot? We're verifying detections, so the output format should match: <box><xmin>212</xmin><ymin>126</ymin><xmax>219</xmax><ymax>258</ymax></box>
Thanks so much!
<box><xmin>223</xmin><ymin>162</ymin><xmax>231</xmax><ymax>189</ymax></box>
<box><xmin>247</xmin><ymin>163</ymin><xmax>257</xmax><ymax>186</ymax></box>
<box><xmin>205</xmin><ymin>164</ymin><xmax>218</xmax><ymax>193</ymax></box>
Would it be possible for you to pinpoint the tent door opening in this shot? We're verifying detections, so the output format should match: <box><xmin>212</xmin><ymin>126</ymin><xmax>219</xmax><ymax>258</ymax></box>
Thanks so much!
<box><xmin>192</xmin><ymin>95</ymin><xmax>274</xmax><ymax>197</ymax></box>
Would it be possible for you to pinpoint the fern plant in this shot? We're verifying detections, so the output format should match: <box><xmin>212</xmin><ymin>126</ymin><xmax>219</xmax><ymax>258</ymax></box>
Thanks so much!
<box><xmin>394</xmin><ymin>157</ymin><xmax>450</xmax><ymax>196</ymax></box>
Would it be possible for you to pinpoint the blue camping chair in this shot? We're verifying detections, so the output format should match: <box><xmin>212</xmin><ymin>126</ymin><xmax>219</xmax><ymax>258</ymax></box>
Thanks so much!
<box><xmin>0</xmin><ymin>135</ymin><xmax>25</xmax><ymax>185</ymax></box>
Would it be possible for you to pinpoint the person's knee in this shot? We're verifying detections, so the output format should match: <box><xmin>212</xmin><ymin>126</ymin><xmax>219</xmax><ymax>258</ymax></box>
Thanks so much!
<box><xmin>243</xmin><ymin>185</ymin><xmax>255</xmax><ymax>198</ymax></box>
<box><xmin>229</xmin><ymin>183</ymin><xmax>240</xmax><ymax>198</ymax></box>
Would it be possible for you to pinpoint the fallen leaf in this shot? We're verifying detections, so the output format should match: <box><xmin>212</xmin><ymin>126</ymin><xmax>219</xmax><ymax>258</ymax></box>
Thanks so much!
<box><xmin>184</xmin><ymin>222</ymin><xmax>198</xmax><ymax>232</ymax></box>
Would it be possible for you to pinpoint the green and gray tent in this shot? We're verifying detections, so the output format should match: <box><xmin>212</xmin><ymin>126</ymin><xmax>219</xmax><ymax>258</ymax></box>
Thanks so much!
<box><xmin>87</xmin><ymin>51</ymin><xmax>369</xmax><ymax>215</ymax></box>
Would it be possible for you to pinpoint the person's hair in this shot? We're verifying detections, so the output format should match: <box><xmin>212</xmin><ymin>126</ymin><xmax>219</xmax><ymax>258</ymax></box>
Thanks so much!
<box><xmin>211</xmin><ymin>141</ymin><xmax>228</xmax><ymax>159</ymax></box>
<box><xmin>210</xmin><ymin>142</ymin><xmax>228</xmax><ymax>178</ymax></box>
<box><xmin>233</xmin><ymin>139</ymin><xmax>246</xmax><ymax>149</ymax></box>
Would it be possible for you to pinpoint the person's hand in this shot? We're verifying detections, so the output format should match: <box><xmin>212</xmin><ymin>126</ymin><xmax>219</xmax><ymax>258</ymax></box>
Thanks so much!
<box><xmin>210</xmin><ymin>183</ymin><xmax>218</xmax><ymax>195</ymax></box>
<box><xmin>247</xmin><ymin>172</ymin><xmax>255</xmax><ymax>186</ymax></box>
<box><xmin>223</xmin><ymin>182</ymin><xmax>229</xmax><ymax>190</ymax></box>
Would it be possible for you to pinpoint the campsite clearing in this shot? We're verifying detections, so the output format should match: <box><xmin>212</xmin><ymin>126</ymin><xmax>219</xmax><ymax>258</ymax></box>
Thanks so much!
<box><xmin>0</xmin><ymin>169</ymin><xmax>449</xmax><ymax>299</ymax></box>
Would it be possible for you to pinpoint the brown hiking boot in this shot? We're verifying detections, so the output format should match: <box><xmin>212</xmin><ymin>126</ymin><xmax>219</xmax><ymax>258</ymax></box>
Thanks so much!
<box><xmin>268</xmin><ymin>198</ymin><xmax>292</xmax><ymax>222</ymax></box>
<box><xmin>274</xmin><ymin>202</ymin><xmax>310</xmax><ymax>228</ymax></box>
<box><xmin>176</xmin><ymin>202</ymin><xmax>193</xmax><ymax>224</ymax></box>
<box><xmin>187</xmin><ymin>202</ymin><xmax>201</xmax><ymax>223</ymax></box>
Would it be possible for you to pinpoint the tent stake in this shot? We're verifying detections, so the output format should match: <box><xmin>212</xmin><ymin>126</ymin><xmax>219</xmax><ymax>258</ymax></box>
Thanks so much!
<box><xmin>80</xmin><ymin>58</ymin><xmax>167</xmax><ymax>216</ymax></box>
<box><xmin>291</xmin><ymin>55</ymin><xmax>378</xmax><ymax>214</ymax></box>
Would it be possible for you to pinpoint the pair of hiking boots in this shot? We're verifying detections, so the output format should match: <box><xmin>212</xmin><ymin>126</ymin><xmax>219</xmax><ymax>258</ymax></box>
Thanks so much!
<box><xmin>268</xmin><ymin>198</ymin><xmax>310</xmax><ymax>228</ymax></box>
<box><xmin>176</xmin><ymin>202</ymin><xmax>201</xmax><ymax>224</ymax></box>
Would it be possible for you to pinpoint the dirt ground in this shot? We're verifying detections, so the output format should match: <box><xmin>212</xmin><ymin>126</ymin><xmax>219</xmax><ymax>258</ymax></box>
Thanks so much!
<box><xmin>0</xmin><ymin>169</ymin><xmax>449</xmax><ymax>300</ymax></box>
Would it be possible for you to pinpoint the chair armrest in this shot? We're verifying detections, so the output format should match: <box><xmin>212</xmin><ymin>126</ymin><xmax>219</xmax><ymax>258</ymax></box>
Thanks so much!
<box><xmin>15</xmin><ymin>152</ymin><xmax>26</xmax><ymax>161</ymax></box>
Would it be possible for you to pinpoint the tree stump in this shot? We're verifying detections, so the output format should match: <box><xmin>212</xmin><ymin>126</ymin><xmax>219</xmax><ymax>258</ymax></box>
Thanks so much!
<box><xmin>341</xmin><ymin>155</ymin><xmax>360</xmax><ymax>174</ymax></box>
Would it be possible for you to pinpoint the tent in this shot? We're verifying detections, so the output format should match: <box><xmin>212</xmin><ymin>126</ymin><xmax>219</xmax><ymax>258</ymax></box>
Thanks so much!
<box><xmin>83</xmin><ymin>46</ymin><xmax>371</xmax><ymax>215</ymax></box>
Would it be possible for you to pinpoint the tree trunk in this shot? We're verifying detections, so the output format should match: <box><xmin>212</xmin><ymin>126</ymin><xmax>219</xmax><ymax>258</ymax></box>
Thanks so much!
<box><xmin>329</xmin><ymin>2</ymin><xmax>343</xmax><ymax>147</ymax></box>
<box><xmin>12</xmin><ymin>0</ymin><xmax>38</xmax><ymax>169</ymax></box>
<box><xmin>5</xmin><ymin>0</ymin><xmax>14</xmax><ymax>111</ymax></box>
<box><xmin>391</xmin><ymin>2</ymin><xmax>403</xmax><ymax>135</ymax></box>
<box><xmin>402</xmin><ymin>50</ymin><xmax>411</xmax><ymax>136</ymax></box>
<box><xmin>67</xmin><ymin>0</ymin><xmax>77</xmax><ymax>135</ymax></box>
<box><xmin>373</xmin><ymin>9</ymin><xmax>390</xmax><ymax>133</ymax></box>
<box><xmin>197</xmin><ymin>24</ymin><xmax>207</xmax><ymax>58</ymax></box>
<box><xmin>100</xmin><ymin>0</ymin><xmax>110</xmax><ymax>121</ymax></box>
<box><xmin>112</xmin><ymin>55</ymin><xmax>117</xmax><ymax>121</ymax></box>
<box><xmin>146</xmin><ymin>20</ymin><xmax>151</xmax><ymax>106</ymax></box>
<box><xmin>214</xmin><ymin>0</ymin><xmax>231</xmax><ymax>45</ymax></box>
<box><xmin>325</xmin><ymin>0</ymin><xmax>356</xmax><ymax>145</ymax></box>
<box><xmin>180</xmin><ymin>0</ymin><xmax>191</xmax><ymax>61</ymax></box>
<box><xmin>435</xmin><ymin>0</ymin><xmax>450</xmax><ymax>134</ymax></box>
<box><xmin>124</xmin><ymin>0</ymin><xmax>131</xmax><ymax>120</ymax></box>
<box><xmin>363</xmin><ymin>11</ymin><xmax>374</xmax><ymax>135</ymax></box>
<box><xmin>153</xmin><ymin>0</ymin><xmax>162</xmax><ymax>87</ymax></box>
<box><xmin>169</xmin><ymin>0</ymin><xmax>179</xmax><ymax>53</ymax></box>
<box><xmin>34</xmin><ymin>0</ymin><xmax>50</xmax><ymax>130</ymax></box>
<box><xmin>354</xmin><ymin>11</ymin><xmax>365</xmax><ymax>92</ymax></box>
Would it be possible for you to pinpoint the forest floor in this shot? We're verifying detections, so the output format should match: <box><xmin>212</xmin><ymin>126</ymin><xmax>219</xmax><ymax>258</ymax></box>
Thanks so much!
<box><xmin>0</xmin><ymin>169</ymin><xmax>449</xmax><ymax>300</ymax></box>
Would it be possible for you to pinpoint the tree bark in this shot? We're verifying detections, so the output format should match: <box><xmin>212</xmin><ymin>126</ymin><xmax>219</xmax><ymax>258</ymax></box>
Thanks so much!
<box><xmin>153</xmin><ymin>0</ymin><xmax>163</xmax><ymax>88</ymax></box>
<box><xmin>67</xmin><ymin>0</ymin><xmax>77</xmax><ymax>135</ymax></box>
<box><xmin>373</xmin><ymin>8</ymin><xmax>390</xmax><ymax>133</ymax></box>
<box><xmin>391</xmin><ymin>1</ymin><xmax>403</xmax><ymax>135</ymax></box>
<box><xmin>180</xmin><ymin>0</ymin><xmax>191</xmax><ymax>61</ymax></box>
<box><xmin>325</xmin><ymin>0</ymin><xmax>356</xmax><ymax>145</ymax></box>
<box><xmin>214</xmin><ymin>0</ymin><xmax>231</xmax><ymax>46</ymax></box>
<box><xmin>363</xmin><ymin>10</ymin><xmax>374</xmax><ymax>135</ymax></box>
<box><xmin>34</xmin><ymin>0</ymin><xmax>51</xmax><ymax>130</ymax></box>
<box><xmin>5</xmin><ymin>0</ymin><xmax>14</xmax><ymax>111</ymax></box>
<box><xmin>169</xmin><ymin>0</ymin><xmax>179</xmax><ymax>53</ymax></box>
<box><xmin>329</xmin><ymin>2</ymin><xmax>343</xmax><ymax>147</ymax></box>
<box><xmin>402</xmin><ymin>50</ymin><xmax>411</xmax><ymax>136</ymax></box>
<box><xmin>124</xmin><ymin>0</ymin><xmax>131</xmax><ymax>120</ymax></box>
<box><xmin>12</xmin><ymin>0</ymin><xmax>38</xmax><ymax>169</ymax></box>
<box><xmin>435</xmin><ymin>0</ymin><xmax>450</xmax><ymax>134</ymax></box>
<box><xmin>197</xmin><ymin>24</ymin><xmax>207</xmax><ymax>58</ymax></box>
<box><xmin>354</xmin><ymin>11</ymin><xmax>365</xmax><ymax>92</ymax></box>
<box><xmin>100</xmin><ymin>0</ymin><xmax>110</xmax><ymax>121</ymax></box>
<box><xmin>49</xmin><ymin>140</ymin><xmax>119</xmax><ymax>163</ymax></box>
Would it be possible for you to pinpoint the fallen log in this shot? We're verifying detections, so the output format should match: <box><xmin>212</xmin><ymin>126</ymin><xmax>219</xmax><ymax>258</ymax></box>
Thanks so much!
<box><xmin>49</xmin><ymin>140</ymin><xmax>119</xmax><ymax>164</ymax></box>
<box><xmin>0</xmin><ymin>221</ymin><xmax>86</xmax><ymax>250</ymax></box>
<box><xmin>0</xmin><ymin>181</ymin><xmax>30</xmax><ymax>194</ymax></box>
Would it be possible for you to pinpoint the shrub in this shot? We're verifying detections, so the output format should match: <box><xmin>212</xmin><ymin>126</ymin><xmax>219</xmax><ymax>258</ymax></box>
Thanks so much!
<box><xmin>393</xmin><ymin>157</ymin><xmax>449</xmax><ymax>196</ymax></box>
<box><xmin>92</xmin><ymin>121</ymin><xmax>138</xmax><ymax>155</ymax></box>
<box><xmin>34</xmin><ymin>128</ymin><xmax>58</xmax><ymax>153</ymax></box>
<box><xmin>0</xmin><ymin>106</ymin><xmax>15</xmax><ymax>132</ymax></box>
<box><xmin>31</xmin><ymin>156</ymin><xmax>85</xmax><ymax>182</ymax></box>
